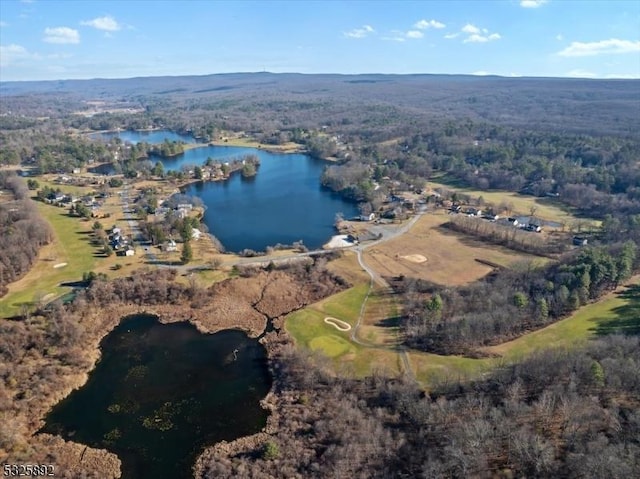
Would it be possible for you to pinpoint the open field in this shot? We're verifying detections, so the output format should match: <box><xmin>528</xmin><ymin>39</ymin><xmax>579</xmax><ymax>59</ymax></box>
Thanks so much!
<box><xmin>428</xmin><ymin>176</ymin><xmax>598</xmax><ymax>228</ymax></box>
<box><xmin>288</xmin><ymin>258</ymin><xmax>640</xmax><ymax>386</ymax></box>
<box><xmin>211</xmin><ymin>136</ymin><xmax>303</xmax><ymax>153</ymax></box>
<box><xmin>358</xmin><ymin>287</ymin><xmax>400</xmax><ymax>346</ymax></box>
<box><xmin>325</xmin><ymin>250</ymin><xmax>370</xmax><ymax>284</ymax></box>
<box><xmin>286</xmin><ymin>284</ymin><xmax>403</xmax><ymax>377</ymax></box>
<box><xmin>0</xmin><ymin>202</ymin><xmax>97</xmax><ymax>317</ymax></box>
<box><xmin>363</xmin><ymin>211</ymin><xmax>545</xmax><ymax>285</ymax></box>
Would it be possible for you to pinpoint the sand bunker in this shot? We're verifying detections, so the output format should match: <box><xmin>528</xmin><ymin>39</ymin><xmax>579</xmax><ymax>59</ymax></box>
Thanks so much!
<box><xmin>401</xmin><ymin>254</ymin><xmax>427</xmax><ymax>264</ymax></box>
<box><xmin>53</xmin><ymin>262</ymin><xmax>68</xmax><ymax>268</ymax></box>
<box><xmin>324</xmin><ymin>317</ymin><xmax>352</xmax><ymax>331</ymax></box>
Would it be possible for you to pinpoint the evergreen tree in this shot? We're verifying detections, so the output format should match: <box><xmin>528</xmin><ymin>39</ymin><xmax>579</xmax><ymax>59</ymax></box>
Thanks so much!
<box><xmin>181</xmin><ymin>240</ymin><xmax>193</xmax><ymax>264</ymax></box>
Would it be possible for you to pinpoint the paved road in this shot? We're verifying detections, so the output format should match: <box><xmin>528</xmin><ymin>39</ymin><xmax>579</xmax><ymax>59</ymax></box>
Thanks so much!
<box><xmin>120</xmin><ymin>185</ymin><xmax>160</xmax><ymax>263</ymax></box>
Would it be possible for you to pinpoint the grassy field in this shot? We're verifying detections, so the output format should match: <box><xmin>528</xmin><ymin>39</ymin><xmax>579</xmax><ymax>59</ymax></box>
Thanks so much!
<box><xmin>364</xmin><ymin>212</ymin><xmax>545</xmax><ymax>285</ymax></box>
<box><xmin>286</xmin><ymin>284</ymin><xmax>403</xmax><ymax>377</ymax></box>
<box><xmin>211</xmin><ymin>136</ymin><xmax>303</xmax><ymax>153</ymax></box>
<box><xmin>288</xmin><ymin>271</ymin><xmax>640</xmax><ymax>385</ymax></box>
<box><xmin>0</xmin><ymin>202</ymin><xmax>97</xmax><ymax>317</ymax></box>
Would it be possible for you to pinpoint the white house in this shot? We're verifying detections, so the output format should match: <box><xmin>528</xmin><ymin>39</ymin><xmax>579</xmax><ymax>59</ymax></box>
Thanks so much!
<box><xmin>191</xmin><ymin>228</ymin><xmax>202</xmax><ymax>240</ymax></box>
<box><xmin>359</xmin><ymin>213</ymin><xmax>375</xmax><ymax>222</ymax></box>
<box><xmin>164</xmin><ymin>240</ymin><xmax>178</xmax><ymax>252</ymax></box>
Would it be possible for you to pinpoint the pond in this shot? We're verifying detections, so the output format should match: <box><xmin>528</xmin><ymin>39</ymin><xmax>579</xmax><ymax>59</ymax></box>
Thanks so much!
<box><xmin>91</xmin><ymin>130</ymin><xmax>359</xmax><ymax>252</ymax></box>
<box><xmin>41</xmin><ymin>315</ymin><xmax>271</xmax><ymax>479</ymax></box>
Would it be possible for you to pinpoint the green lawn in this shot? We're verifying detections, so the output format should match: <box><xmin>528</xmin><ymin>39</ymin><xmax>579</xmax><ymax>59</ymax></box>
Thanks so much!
<box><xmin>318</xmin><ymin>284</ymin><xmax>370</xmax><ymax>324</ymax></box>
<box><xmin>486</xmin><ymin>279</ymin><xmax>640</xmax><ymax>360</ymax></box>
<box><xmin>0</xmin><ymin>202</ymin><xmax>97</xmax><ymax>317</ymax></box>
<box><xmin>285</xmin><ymin>283</ymin><xmax>404</xmax><ymax>376</ymax></box>
<box><xmin>287</xmin><ymin>277</ymin><xmax>640</xmax><ymax>386</ymax></box>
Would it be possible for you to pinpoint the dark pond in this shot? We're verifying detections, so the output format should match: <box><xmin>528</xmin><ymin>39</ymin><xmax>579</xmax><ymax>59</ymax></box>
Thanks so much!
<box><xmin>90</xmin><ymin>130</ymin><xmax>358</xmax><ymax>252</ymax></box>
<box><xmin>41</xmin><ymin>315</ymin><xmax>271</xmax><ymax>479</ymax></box>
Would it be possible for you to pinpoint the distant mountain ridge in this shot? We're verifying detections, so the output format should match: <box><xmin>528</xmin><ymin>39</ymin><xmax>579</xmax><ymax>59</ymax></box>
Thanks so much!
<box><xmin>1</xmin><ymin>72</ymin><xmax>638</xmax><ymax>135</ymax></box>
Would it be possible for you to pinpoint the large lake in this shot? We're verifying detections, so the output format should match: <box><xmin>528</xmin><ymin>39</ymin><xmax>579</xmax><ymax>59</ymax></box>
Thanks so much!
<box><xmin>93</xmin><ymin>130</ymin><xmax>358</xmax><ymax>252</ymax></box>
<box><xmin>41</xmin><ymin>315</ymin><xmax>271</xmax><ymax>479</ymax></box>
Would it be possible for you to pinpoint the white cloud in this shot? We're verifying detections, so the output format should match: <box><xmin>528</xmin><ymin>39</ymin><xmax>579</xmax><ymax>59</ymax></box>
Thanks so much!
<box><xmin>472</xmin><ymin>71</ymin><xmax>490</xmax><ymax>76</ymax></box>
<box><xmin>444</xmin><ymin>32</ymin><xmax>459</xmax><ymax>39</ymax></box>
<box><xmin>520</xmin><ymin>0</ymin><xmax>548</xmax><ymax>8</ymax></box>
<box><xmin>406</xmin><ymin>30</ymin><xmax>424</xmax><ymax>39</ymax></box>
<box><xmin>414</xmin><ymin>19</ymin><xmax>445</xmax><ymax>30</ymax></box>
<box><xmin>81</xmin><ymin>15</ymin><xmax>121</xmax><ymax>32</ymax></box>
<box><xmin>458</xmin><ymin>24</ymin><xmax>501</xmax><ymax>43</ymax></box>
<box><xmin>383</xmin><ymin>36</ymin><xmax>406</xmax><ymax>42</ymax></box>
<box><xmin>556</xmin><ymin>34</ymin><xmax>563</xmax><ymax>41</ymax></box>
<box><xmin>462</xmin><ymin>24</ymin><xmax>481</xmax><ymax>35</ymax></box>
<box><xmin>0</xmin><ymin>44</ymin><xmax>39</xmax><ymax>67</ymax></box>
<box><xmin>558</xmin><ymin>38</ymin><xmax>640</xmax><ymax>57</ymax></box>
<box><xmin>344</xmin><ymin>25</ymin><xmax>374</xmax><ymax>39</ymax></box>
<box><xmin>43</xmin><ymin>26</ymin><xmax>80</xmax><ymax>44</ymax></box>
<box><xmin>464</xmin><ymin>32</ymin><xmax>501</xmax><ymax>43</ymax></box>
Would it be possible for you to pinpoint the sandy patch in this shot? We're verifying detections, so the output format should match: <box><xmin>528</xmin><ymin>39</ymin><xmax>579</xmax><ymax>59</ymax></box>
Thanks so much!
<box><xmin>324</xmin><ymin>317</ymin><xmax>352</xmax><ymax>331</ymax></box>
<box><xmin>401</xmin><ymin>254</ymin><xmax>427</xmax><ymax>263</ymax></box>
<box><xmin>53</xmin><ymin>262</ymin><xmax>68</xmax><ymax>268</ymax></box>
<box><xmin>324</xmin><ymin>235</ymin><xmax>356</xmax><ymax>249</ymax></box>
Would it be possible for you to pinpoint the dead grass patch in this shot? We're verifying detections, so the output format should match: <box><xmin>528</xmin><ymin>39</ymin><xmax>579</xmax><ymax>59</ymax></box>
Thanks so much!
<box><xmin>364</xmin><ymin>212</ymin><xmax>542</xmax><ymax>285</ymax></box>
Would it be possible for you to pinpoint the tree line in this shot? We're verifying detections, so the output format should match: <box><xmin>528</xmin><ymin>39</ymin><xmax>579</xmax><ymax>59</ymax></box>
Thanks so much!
<box><xmin>399</xmin><ymin>241</ymin><xmax>638</xmax><ymax>355</ymax></box>
<box><xmin>0</xmin><ymin>173</ymin><xmax>52</xmax><ymax>297</ymax></box>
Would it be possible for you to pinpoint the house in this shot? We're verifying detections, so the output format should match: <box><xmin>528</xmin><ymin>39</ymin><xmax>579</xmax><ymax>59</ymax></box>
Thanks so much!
<box><xmin>465</xmin><ymin>208</ymin><xmax>482</xmax><ymax>217</ymax></box>
<box><xmin>573</xmin><ymin>236</ymin><xmax>588</xmax><ymax>246</ymax></box>
<box><xmin>118</xmin><ymin>247</ymin><xmax>135</xmax><ymax>257</ymax></box>
<box><xmin>112</xmin><ymin>227</ymin><xmax>122</xmax><ymax>236</ymax></box>
<box><xmin>526</xmin><ymin>223</ymin><xmax>542</xmax><ymax>233</ymax></box>
<box><xmin>191</xmin><ymin>228</ymin><xmax>202</xmax><ymax>240</ymax></box>
<box><xmin>359</xmin><ymin>213</ymin><xmax>375</xmax><ymax>222</ymax></box>
<box><xmin>164</xmin><ymin>240</ymin><xmax>178</xmax><ymax>252</ymax></box>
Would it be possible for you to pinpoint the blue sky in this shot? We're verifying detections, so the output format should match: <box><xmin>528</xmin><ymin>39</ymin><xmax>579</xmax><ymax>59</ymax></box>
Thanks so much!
<box><xmin>0</xmin><ymin>0</ymin><xmax>638</xmax><ymax>81</ymax></box>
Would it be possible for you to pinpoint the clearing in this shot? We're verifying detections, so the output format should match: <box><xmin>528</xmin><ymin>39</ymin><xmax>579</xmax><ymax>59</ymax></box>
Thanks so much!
<box><xmin>363</xmin><ymin>211</ymin><xmax>544</xmax><ymax>285</ymax></box>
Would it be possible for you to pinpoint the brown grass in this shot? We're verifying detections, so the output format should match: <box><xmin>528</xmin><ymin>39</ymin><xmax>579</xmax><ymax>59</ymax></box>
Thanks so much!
<box><xmin>363</xmin><ymin>211</ymin><xmax>543</xmax><ymax>285</ymax></box>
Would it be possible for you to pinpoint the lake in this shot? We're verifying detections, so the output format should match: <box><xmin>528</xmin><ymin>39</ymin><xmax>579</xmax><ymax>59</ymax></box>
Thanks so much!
<box><xmin>41</xmin><ymin>315</ymin><xmax>272</xmax><ymax>479</ymax></box>
<box><xmin>92</xmin><ymin>130</ymin><xmax>199</xmax><ymax>145</ymax></box>
<box><xmin>92</xmin><ymin>130</ymin><xmax>358</xmax><ymax>252</ymax></box>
